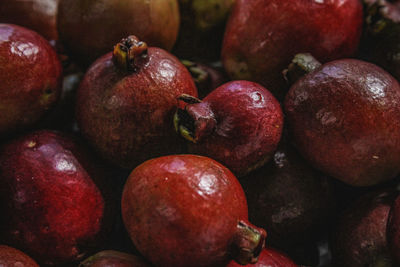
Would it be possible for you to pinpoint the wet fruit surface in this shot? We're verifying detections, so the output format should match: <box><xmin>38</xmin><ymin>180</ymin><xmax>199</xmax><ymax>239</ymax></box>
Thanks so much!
<box><xmin>0</xmin><ymin>24</ymin><xmax>62</xmax><ymax>136</ymax></box>
<box><xmin>76</xmin><ymin>37</ymin><xmax>197</xmax><ymax>169</ymax></box>
<box><xmin>285</xmin><ymin>59</ymin><xmax>400</xmax><ymax>186</ymax></box>
<box><xmin>222</xmin><ymin>0</ymin><xmax>363</xmax><ymax>97</ymax></box>
<box><xmin>175</xmin><ymin>80</ymin><xmax>283</xmax><ymax>176</ymax></box>
<box><xmin>0</xmin><ymin>0</ymin><xmax>59</xmax><ymax>42</ymax></box>
<box><xmin>0</xmin><ymin>130</ymin><xmax>106</xmax><ymax>265</ymax></box>
<box><xmin>121</xmin><ymin>154</ymin><xmax>266</xmax><ymax>267</ymax></box>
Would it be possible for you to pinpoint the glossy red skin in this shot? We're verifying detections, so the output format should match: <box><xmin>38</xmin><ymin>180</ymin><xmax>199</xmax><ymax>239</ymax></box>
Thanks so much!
<box><xmin>121</xmin><ymin>155</ymin><xmax>250</xmax><ymax>267</ymax></box>
<box><xmin>58</xmin><ymin>0</ymin><xmax>180</xmax><ymax>66</ymax></box>
<box><xmin>0</xmin><ymin>24</ymin><xmax>62</xmax><ymax>136</ymax></box>
<box><xmin>186</xmin><ymin>80</ymin><xmax>283</xmax><ymax>176</ymax></box>
<box><xmin>241</xmin><ymin>142</ymin><xmax>334</xmax><ymax>248</ymax></box>
<box><xmin>80</xmin><ymin>250</ymin><xmax>151</xmax><ymax>267</ymax></box>
<box><xmin>226</xmin><ymin>248</ymin><xmax>297</xmax><ymax>267</ymax></box>
<box><xmin>388</xmin><ymin>194</ymin><xmax>400</xmax><ymax>264</ymax></box>
<box><xmin>331</xmin><ymin>190</ymin><xmax>396</xmax><ymax>267</ymax></box>
<box><xmin>0</xmin><ymin>245</ymin><xmax>39</xmax><ymax>267</ymax></box>
<box><xmin>285</xmin><ymin>59</ymin><xmax>400</xmax><ymax>186</ymax></box>
<box><xmin>0</xmin><ymin>130</ymin><xmax>106</xmax><ymax>265</ymax></box>
<box><xmin>221</xmin><ymin>0</ymin><xmax>363</xmax><ymax>97</ymax></box>
<box><xmin>0</xmin><ymin>0</ymin><xmax>59</xmax><ymax>42</ymax></box>
<box><xmin>76</xmin><ymin>47</ymin><xmax>197</xmax><ymax>169</ymax></box>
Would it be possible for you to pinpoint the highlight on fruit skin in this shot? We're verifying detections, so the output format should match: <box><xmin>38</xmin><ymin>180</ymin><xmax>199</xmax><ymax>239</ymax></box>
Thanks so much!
<box><xmin>76</xmin><ymin>35</ymin><xmax>198</xmax><ymax>169</ymax></box>
<box><xmin>121</xmin><ymin>154</ymin><xmax>266</xmax><ymax>267</ymax></box>
<box><xmin>0</xmin><ymin>23</ymin><xmax>62</xmax><ymax>137</ymax></box>
<box><xmin>285</xmin><ymin>56</ymin><xmax>400</xmax><ymax>187</ymax></box>
<box><xmin>174</xmin><ymin>80</ymin><xmax>283</xmax><ymax>177</ymax></box>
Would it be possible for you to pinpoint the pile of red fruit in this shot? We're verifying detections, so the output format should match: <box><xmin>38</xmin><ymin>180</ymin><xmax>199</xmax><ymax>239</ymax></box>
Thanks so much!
<box><xmin>1</xmin><ymin>0</ymin><xmax>400</xmax><ymax>266</ymax></box>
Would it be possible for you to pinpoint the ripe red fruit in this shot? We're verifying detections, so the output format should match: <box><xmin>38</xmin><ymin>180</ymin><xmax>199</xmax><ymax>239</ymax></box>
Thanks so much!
<box><xmin>80</xmin><ymin>250</ymin><xmax>151</xmax><ymax>267</ymax></box>
<box><xmin>331</xmin><ymin>190</ymin><xmax>396</xmax><ymax>267</ymax></box>
<box><xmin>0</xmin><ymin>24</ymin><xmax>62</xmax><ymax>136</ymax></box>
<box><xmin>57</xmin><ymin>0</ymin><xmax>180</xmax><ymax>66</ymax></box>
<box><xmin>226</xmin><ymin>248</ymin><xmax>297</xmax><ymax>267</ymax></box>
<box><xmin>76</xmin><ymin>36</ymin><xmax>197</xmax><ymax>169</ymax></box>
<box><xmin>241</xmin><ymin>141</ymin><xmax>335</xmax><ymax>248</ymax></box>
<box><xmin>0</xmin><ymin>130</ymin><xmax>108</xmax><ymax>265</ymax></box>
<box><xmin>0</xmin><ymin>0</ymin><xmax>59</xmax><ymax>42</ymax></box>
<box><xmin>388</xmin><ymin>194</ymin><xmax>400</xmax><ymax>264</ymax></box>
<box><xmin>121</xmin><ymin>155</ymin><xmax>266</xmax><ymax>267</ymax></box>
<box><xmin>222</xmin><ymin>0</ymin><xmax>363</xmax><ymax>97</ymax></box>
<box><xmin>0</xmin><ymin>245</ymin><xmax>39</xmax><ymax>267</ymax></box>
<box><xmin>174</xmin><ymin>80</ymin><xmax>283</xmax><ymax>176</ymax></box>
<box><xmin>285</xmin><ymin>58</ymin><xmax>400</xmax><ymax>186</ymax></box>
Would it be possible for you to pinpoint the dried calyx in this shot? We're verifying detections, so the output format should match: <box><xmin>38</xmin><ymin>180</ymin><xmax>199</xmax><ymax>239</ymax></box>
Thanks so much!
<box><xmin>113</xmin><ymin>35</ymin><xmax>148</xmax><ymax>72</ymax></box>
<box><xmin>174</xmin><ymin>94</ymin><xmax>216</xmax><ymax>143</ymax></box>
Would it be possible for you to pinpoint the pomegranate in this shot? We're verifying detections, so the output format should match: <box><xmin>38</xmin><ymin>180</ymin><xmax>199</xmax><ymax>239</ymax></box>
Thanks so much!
<box><xmin>121</xmin><ymin>154</ymin><xmax>266</xmax><ymax>267</ymax></box>
<box><xmin>76</xmin><ymin>36</ymin><xmax>197</xmax><ymax>169</ymax></box>
<box><xmin>174</xmin><ymin>80</ymin><xmax>283</xmax><ymax>176</ymax></box>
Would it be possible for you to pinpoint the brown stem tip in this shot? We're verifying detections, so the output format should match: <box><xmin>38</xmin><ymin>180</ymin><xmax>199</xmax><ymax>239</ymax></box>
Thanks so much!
<box><xmin>113</xmin><ymin>35</ymin><xmax>148</xmax><ymax>72</ymax></box>
<box><xmin>231</xmin><ymin>220</ymin><xmax>267</xmax><ymax>265</ymax></box>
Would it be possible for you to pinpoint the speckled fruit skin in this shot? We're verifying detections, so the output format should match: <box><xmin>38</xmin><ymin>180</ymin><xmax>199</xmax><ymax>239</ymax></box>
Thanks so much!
<box><xmin>331</xmin><ymin>190</ymin><xmax>396</xmax><ymax>267</ymax></box>
<box><xmin>0</xmin><ymin>130</ymin><xmax>106</xmax><ymax>266</ymax></box>
<box><xmin>121</xmin><ymin>155</ymin><xmax>265</xmax><ymax>267</ymax></box>
<box><xmin>388</xmin><ymin>194</ymin><xmax>400</xmax><ymax>264</ymax></box>
<box><xmin>241</xmin><ymin>142</ymin><xmax>334</xmax><ymax>248</ymax></box>
<box><xmin>76</xmin><ymin>47</ymin><xmax>197</xmax><ymax>169</ymax></box>
<box><xmin>226</xmin><ymin>248</ymin><xmax>297</xmax><ymax>267</ymax></box>
<box><xmin>0</xmin><ymin>0</ymin><xmax>59</xmax><ymax>42</ymax></box>
<box><xmin>284</xmin><ymin>59</ymin><xmax>400</xmax><ymax>187</ymax></box>
<box><xmin>0</xmin><ymin>245</ymin><xmax>39</xmax><ymax>267</ymax></box>
<box><xmin>221</xmin><ymin>0</ymin><xmax>363</xmax><ymax>97</ymax></box>
<box><xmin>177</xmin><ymin>80</ymin><xmax>283</xmax><ymax>176</ymax></box>
<box><xmin>0</xmin><ymin>24</ymin><xmax>62</xmax><ymax>136</ymax></box>
<box><xmin>80</xmin><ymin>250</ymin><xmax>151</xmax><ymax>267</ymax></box>
<box><xmin>57</xmin><ymin>0</ymin><xmax>180</xmax><ymax>66</ymax></box>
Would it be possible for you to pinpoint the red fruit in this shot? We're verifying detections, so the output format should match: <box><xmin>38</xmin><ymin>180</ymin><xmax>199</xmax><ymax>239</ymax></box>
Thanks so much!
<box><xmin>0</xmin><ymin>0</ymin><xmax>59</xmax><ymax>42</ymax></box>
<box><xmin>0</xmin><ymin>130</ymin><xmax>107</xmax><ymax>265</ymax></box>
<box><xmin>80</xmin><ymin>250</ymin><xmax>151</xmax><ymax>267</ymax></box>
<box><xmin>226</xmin><ymin>248</ymin><xmax>297</xmax><ymax>267</ymax></box>
<box><xmin>174</xmin><ymin>80</ymin><xmax>283</xmax><ymax>176</ymax></box>
<box><xmin>241</xmin><ymin>141</ymin><xmax>335</xmax><ymax>248</ymax></box>
<box><xmin>388</xmin><ymin>194</ymin><xmax>400</xmax><ymax>264</ymax></box>
<box><xmin>182</xmin><ymin>60</ymin><xmax>228</xmax><ymax>99</ymax></box>
<box><xmin>285</xmin><ymin>58</ymin><xmax>400</xmax><ymax>186</ymax></box>
<box><xmin>222</xmin><ymin>0</ymin><xmax>363</xmax><ymax>97</ymax></box>
<box><xmin>0</xmin><ymin>245</ymin><xmax>39</xmax><ymax>267</ymax></box>
<box><xmin>57</xmin><ymin>0</ymin><xmax>180</xmax><ymax>66</ymax></box>
<box><xmin>76</xmin><ymin>36</ymin><xmax>197</xmax><ymax>169</ymax></box>
<box><xmin>331</xmin><ymin>190</ymin><xmax>396</xmax><ymax>267</ymax></box>
<box><xmin>121</xmin><ymin>155</ymin><xmax>266</xmax><ymax>267</ymax></box>
<box><xmin>0</xmin><ymin>24</ymin><xmax>62</xmax><ymax>136</ymax></box>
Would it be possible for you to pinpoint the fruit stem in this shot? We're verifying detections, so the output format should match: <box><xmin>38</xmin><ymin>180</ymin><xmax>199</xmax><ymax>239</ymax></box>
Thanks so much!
<box><xmin>174</xmin><ymin>94</ymin><xmax>216</xmax><ymax>143</ymax></box>
<box><xmin>231</xmin><ymin>220</ymin><xmax>266</xmax><ymax>265</ymax></box>
<box><xmin>113</xmin><ymin>36</ymin><xmax>148</xmax><ymax>72</ymax></box>
<box><xmin>283</xmin><ymin>53</ymin><xmax>321</xmax><ymax>85</ymax></box>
